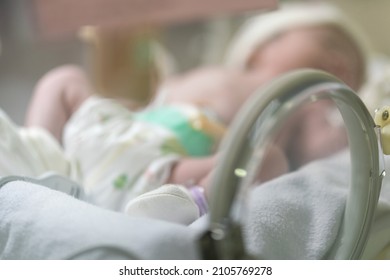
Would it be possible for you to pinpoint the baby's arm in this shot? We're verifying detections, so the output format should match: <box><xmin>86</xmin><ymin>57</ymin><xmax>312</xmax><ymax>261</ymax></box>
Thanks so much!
<box><xmin>25</xmin><ymin>65</ymin><xmax>91</xmax><ymax>142</ymax></box>
<box><xmin>256</xmin><ymin>144</ymin><xmax>290</xmax><ymax>183</ymax></box>
<box><xmin>198</xmin><ymin>144</ymin><xmax>289</xmax><ymax>197</ymax></box>
<box><xmin>167</xmin><ymin>143</ymin><xmax>288</xmax><ymax>196</ymax></box>
<box><xmin>167</xmin><ymin>155</ymin><xmax>217</xmax><ymax>187</ymax></box>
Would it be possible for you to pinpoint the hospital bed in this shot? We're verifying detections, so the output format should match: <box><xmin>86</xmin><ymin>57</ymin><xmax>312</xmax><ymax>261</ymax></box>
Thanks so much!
<box><xmin>0</xmin><ymin>69</ymin><xmax>387</xmax><ymax>260</ymax></box>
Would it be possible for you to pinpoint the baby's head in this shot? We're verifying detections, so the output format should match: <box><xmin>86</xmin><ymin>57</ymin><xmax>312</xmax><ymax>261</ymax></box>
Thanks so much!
<box><xmin>225</xmin><ymin>2</ymin><xmax>370</xmax><ymax>91</ymax></box>
<box><xmin>247</xmin><ymin>24</ymin><xmax>365</xmax><ymax>91</ymax></box>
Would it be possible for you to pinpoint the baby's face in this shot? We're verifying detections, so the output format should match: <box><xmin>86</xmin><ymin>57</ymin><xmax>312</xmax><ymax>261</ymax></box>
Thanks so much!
<box><xmin>248</xmin><ymin>26</ymin><xmax>331</xmax><ymax>75</ymax></box>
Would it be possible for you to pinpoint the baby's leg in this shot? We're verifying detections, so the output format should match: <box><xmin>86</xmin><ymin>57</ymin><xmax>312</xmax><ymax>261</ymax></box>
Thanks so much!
<box><xmin>256</xmin><ymin>144</ymin><xmax>289</xmax><ymax>183</ymax></box>
<box><xmin>25</xmin><ymin>65</ymin><xmax>92</xmax><ymax>142</ymax></box>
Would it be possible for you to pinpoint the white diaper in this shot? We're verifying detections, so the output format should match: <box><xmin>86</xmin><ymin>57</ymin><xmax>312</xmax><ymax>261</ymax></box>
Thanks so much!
<box><xmin>63</xmin><ymin>96</ymin><xmax>183</xmax><ymax>212</ymax></box>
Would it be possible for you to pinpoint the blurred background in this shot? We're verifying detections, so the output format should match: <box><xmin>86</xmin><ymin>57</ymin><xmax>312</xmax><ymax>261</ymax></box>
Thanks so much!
<box><xmin>0</xmin><ymin>0</ymin><xmax>389</xmax><ymax>125</ymax></box>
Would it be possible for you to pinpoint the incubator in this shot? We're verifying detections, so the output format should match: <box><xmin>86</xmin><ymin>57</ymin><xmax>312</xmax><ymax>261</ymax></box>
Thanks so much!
<box><xmin>0</xmin><ymin>69</ymin><xmax>385</xmax><ymax>259</ymax></box>
<box><xmin>1</xmin><ymin>0</ymin><xmax>390</xmax><ymax>260</ymax></box>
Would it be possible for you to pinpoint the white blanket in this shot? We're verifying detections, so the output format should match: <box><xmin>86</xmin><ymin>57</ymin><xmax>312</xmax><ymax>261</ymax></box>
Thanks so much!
<box><xmin>0</xmin><ymin>181</ymin><xmax>199</xmax><ymax>259</ymax></box>
<box><xmin>1</xmin><ymin>150</ymin><xmax>390</xmax><ymax>259</ymax></box>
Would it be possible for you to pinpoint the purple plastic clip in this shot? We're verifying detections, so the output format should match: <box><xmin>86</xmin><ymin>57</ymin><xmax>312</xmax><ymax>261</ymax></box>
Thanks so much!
<box><xmin>189</xmin><ymin>186</ymin><xmax>208</xmax><ymax>216</ymax></box>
